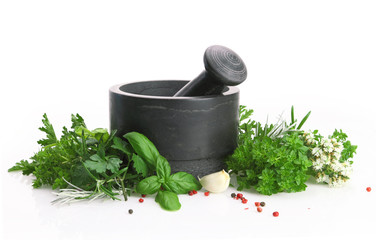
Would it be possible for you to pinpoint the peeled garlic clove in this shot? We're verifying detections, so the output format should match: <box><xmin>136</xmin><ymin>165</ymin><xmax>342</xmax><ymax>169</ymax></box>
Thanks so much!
<box><xmin>198</xmin><ymin>169</ymin><xmax>230</xmax><ymax>193</ymax></box>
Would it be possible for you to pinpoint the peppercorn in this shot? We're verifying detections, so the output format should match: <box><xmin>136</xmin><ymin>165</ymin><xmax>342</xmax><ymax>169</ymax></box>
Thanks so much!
<box><xmin>237</xmin><ymin>193</ymin><xmax>243</xmax><ymax>198</ymax></box>
<box><xmin>128</xmin><ymin>209</ymin><xmax>133</xmax><ymax>214</ymax></box>
<box><xmin>255</xmin><ymin>202</ymin><xmax>260</xmax><ymax>207</ymax></box>
<box><xmin>188</xmin><ymin>191</ymin><xmax>194</xmax><ymax>196</ymax></box>
<box><xmin>139</xmin><ymin>198</ymin><xmax>144</xmax><ymax>203</ymax></box>
<box><xmin>231</xmin><ymin>193</ymin><xmax>236</xmax><ymax>198</ymax></box>
<box><xmin>366</xmin><ymin>187</ymin><xmax>372</xmax><ymax>192</ymax></box>
<box><xmin>257</xmin><ymin>207</ymin><xmax>263</xmax><ymax>212</ymax></box>
<box><xmin>192</xmin><ymin>190</ymin><xmax>198</xmax><ymax>194</ymax></box>
<box><xmin>273</xmin><ymin>211</ymin><xmax>279</xmax><ymax>217</ymax></box>
<box><xmin>260</xmin><ymin>202</ymin><xmax>265</xmax><ymax>207</ymax></box>
<box><xmin>141</xmin><ymin>194</ymin><xmax>146</xmax><ymax>198</ymax></box>
<box><xmin>204</xmin><ymin>191</ymin><xmax>210</xmax><ymax>196</ymax></box>
<box><xmin>242</xmin><ymin>198</ymin><xmax>248</xmax><ymax>204</ymax></box>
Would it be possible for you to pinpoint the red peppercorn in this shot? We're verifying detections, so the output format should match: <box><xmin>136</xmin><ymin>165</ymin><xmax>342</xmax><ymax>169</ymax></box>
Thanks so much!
<box><xmin>235</xmin><ymin>196</ymin><xmax>239</xmax><ymax>200</ymax></box>
<box><xmin>257</xmin><ymin>207</ymin><xmax>262</xmax><ymax>212</ymax></box>
<box><xmin>188</xmin><ymin>191</ymin><xmax>193</xmax><ymax>196</ymax></box>
<box><xmin>242</xmin><ymin>198</ymin><xmax>248</xmax><ymax>204</ymax></box>
<box><xmin>139</xmin><ymin>198</ymin><xmax>144</xmax><ymax>203</ymax></box>
<box><xmin>204</xmin><ymin>191</ymin><xmax>210</xmax><ymax>196</ymax></box>
<box><xmin>192</xmin><ymin>190</ymin><xmax>198</xmax><ymax>194</ymax></box>
<box><xmin>273</xmin><ymin>211</ymin><xmax>279</xmax><ymax>217</ymax></box>
<box><xmin>141</xmin><ymin>194</ymin><xmax>146</xmax><ymax>198</ymax></box>
<box><xmin>255</xmin><ymin>202</ymin><xmax>260</xmax><ymax>207</ymax></box>
<box><xmin>366</xmin><ymin>187</ymin><xmax>372</xmax><ymax>192</ymax></box>
<box><xmin>237</xmin><ymin>193</ymin><xmax>243</xmax><ymax>198</ymax></box>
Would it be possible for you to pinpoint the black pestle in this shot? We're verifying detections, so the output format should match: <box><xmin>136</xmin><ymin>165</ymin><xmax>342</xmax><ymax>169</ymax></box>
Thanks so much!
<box><xmin>174</xmin><ymin>45</ymin><xmax>247</xmax><ymax>97</ymax></box>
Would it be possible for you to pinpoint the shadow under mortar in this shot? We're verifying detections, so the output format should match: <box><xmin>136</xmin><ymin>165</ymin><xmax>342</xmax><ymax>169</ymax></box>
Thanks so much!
<box><xmin>109</xmin><ymin>80</ymin><xmax>239</xmax><ymax>177</ymax></box>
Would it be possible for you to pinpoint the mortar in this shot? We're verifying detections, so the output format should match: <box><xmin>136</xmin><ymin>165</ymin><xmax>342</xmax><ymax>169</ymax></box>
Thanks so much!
<box><xmin>109</xmin><ymin>80</ymin><xmax>239</xmax><ymax>177</ymax></box>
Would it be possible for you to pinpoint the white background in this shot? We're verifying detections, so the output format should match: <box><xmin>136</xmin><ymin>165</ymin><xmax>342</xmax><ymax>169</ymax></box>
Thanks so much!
<box><xmin>1</xmin><ymin>0</ymin><xmax>376</xmax><ymax>239</ymax></box>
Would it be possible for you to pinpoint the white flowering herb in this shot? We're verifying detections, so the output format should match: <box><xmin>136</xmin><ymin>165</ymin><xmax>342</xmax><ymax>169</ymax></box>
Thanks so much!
<box><xmin>302</xmin><ymin>129</ymin><xmax>357</xmax><ymax>187</ymax></box>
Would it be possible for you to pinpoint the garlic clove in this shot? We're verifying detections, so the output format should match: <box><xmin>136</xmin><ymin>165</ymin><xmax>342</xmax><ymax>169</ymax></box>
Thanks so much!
<box><xmin>198</xmin><ymin>169</ymin><xmax>230</xmax><ymax>193</ymax></box>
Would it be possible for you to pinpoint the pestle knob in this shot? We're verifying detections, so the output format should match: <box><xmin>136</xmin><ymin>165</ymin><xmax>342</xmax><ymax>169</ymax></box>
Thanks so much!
<box><xmin>174</xmin><ymin>45</ymin><xmax>247</xmax><ymax>97</ymax></box>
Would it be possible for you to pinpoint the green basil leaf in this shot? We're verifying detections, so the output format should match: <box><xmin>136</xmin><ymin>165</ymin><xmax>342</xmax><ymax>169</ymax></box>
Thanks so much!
<box><xmin>136</xmin><ymin>175</ymin><xmax>161</xmax><ymax>194</ymax></box>
<box><xmin>156</xmin><ymin>191</ymin><xmax>181</xmax><ymax>211</ymax></box>
<box><xmin>156</xmin><ymin>155</ymin><xmax>171</xmax><ymax>182</ymax></box>
<box><xmin>132</xmin><ymin>154</ymin><xmax>148</xmax><ymax>177</ymax></box>
<box><xmin>165</xmin><ymin>172</ymin><xmax>202</xmax><ymax>194</ymax></box>
<box><xmin>124</xmin><ymin>132</ymin><xmax>159</xmax><ymax>167</ymax></box>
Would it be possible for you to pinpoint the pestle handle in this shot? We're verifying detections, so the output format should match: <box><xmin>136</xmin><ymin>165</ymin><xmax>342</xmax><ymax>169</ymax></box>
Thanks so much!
<box><xmin>174</xmin><ymin>45</ymin><xmax>247</xmax><ymax>97</ymax></box>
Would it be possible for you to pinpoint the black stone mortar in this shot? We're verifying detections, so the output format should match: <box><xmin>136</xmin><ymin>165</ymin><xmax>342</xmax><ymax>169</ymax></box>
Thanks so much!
<box><xmin>109</xmin><ymin>81</ymin><xmax>239</xmax><ymax>177</ymax></box>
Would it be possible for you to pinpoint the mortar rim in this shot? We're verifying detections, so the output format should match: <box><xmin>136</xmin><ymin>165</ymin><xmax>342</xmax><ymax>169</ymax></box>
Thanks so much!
<box><xmin>109</xmin><ymin>80</ymin><xmax>239</xmax><ymax>100</ymax></box>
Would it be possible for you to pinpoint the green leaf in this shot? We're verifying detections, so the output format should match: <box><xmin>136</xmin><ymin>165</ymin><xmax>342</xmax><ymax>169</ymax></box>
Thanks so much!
<box><xmin>91</xmin><ymin>128</ymin><xmax>110</xmax><ymax>142</ymax></box>
<box><xmin>156</xmin><ymin>191</ymin><xmax>181</xmax><ymax>211</ymax></box>
<box><xmin>297</xmin><ymin>111</ymin><xmax>311</xmax><ymax>130</ymax></box>
<box><xmin>291</xmin><ymin>106</ymin><xmax>295</xmax><ymax>125</ymax></box>
<box><xmin>156</xmin><ymin>155</ymin><xmax>171</xmax><ymax>182</ymax></box>
<box><xmin>136</xmin><ymin>175</ymin><xmax>161</xmax><ymax>194</ymax></box>
<box><xmin>165</xmin><ymin>172</ymin><xmax>201</xmax><ymax>194</ymax></box>
<box><xmin>239</xmin><ymin>105</ymin><xmax>254</xmax><ymax>122</ymax></box>
<box><xmin>90</xmin><ymin>154</ymin><xmax>103</xmax><ymax>162</ymax></box>
<box><xmin>106</xmin><ymin>157</ymin><xmax>122</xmax><ymax>173</ymax></box>
<box><xmin>8</xmin><ymin>160</ymin><xmax>35</xmax><ymax>175</ymax></box>
<box><xmin>37</xmin><ymin>114</ymin><xmax>58</xmax><ymax>146</ymax></box>
<box><xmin>70</xmin><ymin>163</ymin><xmax>96</xmax><ymax>190</ymax></box>
<box><xmin>71</xmin><ymin>113</ymin><xmax>87</xmax><ymax>129</ymax></box>
<box><xmin>132</xmin><ymin>154</ymin><xmax>148</xmax><ymax>177</ymax></box>
<box><xmin>75</xmin><ymin>126</ymin><xmax>92</xmax><ymax>137</ymax></box>
<box><xmin>84</xmin><ymin>159</ymin><xmax>107</xmax><ymax>174</ymax></box>
<box><xmin>112</xmin><ymin>137</ymin><xmax>131</xmax><ymax>156</ymax></box>
<box><xmin>124</xmin><ymin>132</ymin><xmax>159</xmax><ymax>167</ymax></box>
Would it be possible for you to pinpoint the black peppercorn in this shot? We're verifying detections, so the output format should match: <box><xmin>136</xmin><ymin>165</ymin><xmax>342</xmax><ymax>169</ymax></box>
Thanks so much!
<box><xmin>231</xmin><ymin>193</ymin><xmax>236</xmax><ymax>198</ymax></box>
<box><xmin>260</xmin><ymin>202</ymin><xmax>265</xmax><ymax>207</ymax></box>
<box><xmin>128</xmin><ymin>209</ymin><xmax>133</xmax><ymax>214</ymax></box>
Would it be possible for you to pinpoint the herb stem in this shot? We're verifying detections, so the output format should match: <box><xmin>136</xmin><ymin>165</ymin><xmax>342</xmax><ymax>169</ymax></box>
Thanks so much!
<box><xmin>120</xmin><ymin>176</ymin><xmax>128</xmax><ymax>201</ymax></box>
<box><xmin>120</xmin><ymin>160</ymin><xmax>131</xmax><ymax>201</ymax></box>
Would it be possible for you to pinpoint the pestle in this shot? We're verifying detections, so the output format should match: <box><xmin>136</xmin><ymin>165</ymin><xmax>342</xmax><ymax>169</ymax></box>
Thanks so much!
<box><xmin>174</xmin><ymin>45</ymin><xmax>247</xmax><ymax>97</ymax></box>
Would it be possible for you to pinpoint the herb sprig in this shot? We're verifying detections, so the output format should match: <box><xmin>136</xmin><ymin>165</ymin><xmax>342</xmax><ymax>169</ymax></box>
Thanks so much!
<box><xmin>227</xmin><ymin>105</ymin><xmax>356</xmax><ymax>195</ymax></box>
<box><xmin>8</xmin><ymin>114</ymin><xmax>201</xmax><ymax>211</ymax></box>
<box><xmin>125</xmin><ymin>132</ymin><xmax>202</xmax><ymax>211</ymax></box>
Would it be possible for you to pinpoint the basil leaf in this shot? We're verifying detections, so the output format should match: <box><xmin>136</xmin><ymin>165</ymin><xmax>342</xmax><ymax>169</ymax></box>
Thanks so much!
<box><xmin>165</xmin><ymin>172</ymin><xmax>202</xmax><ymax>194</ymax></box>
<box><xmin>156</xmin><ymin>191</ymin><xmax>181</xmax><ymax>211</ymax></box>
<box><xmin>132</xmin><ymin>154</ymin><xmax>148</xmax><ymax>177</ymax></box>
<box><xmin>156</xmin><ymin>155</ymin><xmax>171</xmax><ymax>182</ymax></box>
<box><xmin>136</xmin><ymin>175</ymin><xmax>161</xmax><ymax>194</ymax></box>
<box><xmin>124</xmin><ymin>132</ymin><xmax>159</xmax><ymax>167</ymax></box>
